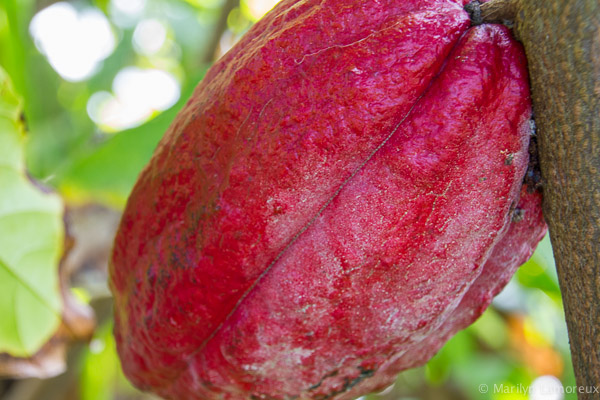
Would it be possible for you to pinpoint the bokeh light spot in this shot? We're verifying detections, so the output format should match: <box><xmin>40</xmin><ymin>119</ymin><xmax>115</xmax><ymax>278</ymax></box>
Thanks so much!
<box><xmin>112</xmin><ymin>0</ymin><xmax>146</xmax><ymax>16</ymax></box>
<box><xmin>133</xmin><ymin>19</ymin><xmax>168</xmax><ymax>55</ymax></box>
<box><xmin>29</xmin><ymin>2</ymin><xmax>115</xmax><ymax>82</ymax></box>
<box><xmin>244</xmin><ymin>0</ymin><xmax>281</xmax><ymax>20</ymax></box>
<box><xmin>530</xmin><ymin>375</ymin><xmax>564</xmax><ymax>400</ymax></box>
<box><xmin>87</xmin><ymin>67</ymin><xmax>180</xmax><ymax>131</ymax></box>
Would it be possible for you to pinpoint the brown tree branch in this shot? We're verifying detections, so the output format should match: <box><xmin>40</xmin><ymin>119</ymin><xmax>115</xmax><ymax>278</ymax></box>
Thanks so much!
<box><xmin>512</xmin><ymin>0</ymin><xmax>600</xmax><ymax>395</ymax></box>
<box><xmin>202</xmin><ymin>0</ymin><xmax>239</xmax><ymax>64</ymax></box>
<box><xmin>468</xmin><ymin>0</ymin><xmax>600</xmax><ymax>394</ymax></box>
<box><xmin>466</xmin><ymin>0</ymin><xmax>518</xmax><ymax>25</ymax></box>
<box><xmin>481</xmin><ymin>0</ymin><xmax>518</xmax><ymax>23</ymax></box>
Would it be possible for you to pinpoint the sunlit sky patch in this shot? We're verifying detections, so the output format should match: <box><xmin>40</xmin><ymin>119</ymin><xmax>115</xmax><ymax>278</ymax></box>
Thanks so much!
<box><xmin>29</xmin><ymin>2</ymin><xmax>115</xmax><ymax>82</ymax></box>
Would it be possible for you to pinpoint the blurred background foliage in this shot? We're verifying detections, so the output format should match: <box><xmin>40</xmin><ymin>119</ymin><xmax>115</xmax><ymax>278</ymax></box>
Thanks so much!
<box><xmin>0</xmin><ymin>0</ymin><xmax>576</xmax><ymax>399</ymax></box>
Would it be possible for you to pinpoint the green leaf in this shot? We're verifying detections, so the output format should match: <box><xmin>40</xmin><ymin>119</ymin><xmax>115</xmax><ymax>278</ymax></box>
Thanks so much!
<box><xmin>0</xmin><ymin>66</ymin><xmax>64</xmax><ymax>357</ymax></box>
<box><xmin>57</xmin><ymin>107</ymin><xmax>176</xmax><ymax>207</ymax></box>
<box><xmin>58</xmin><ymin>69</ymin><xmax>208</xmax><ymax>207</ymax></box>
<box><xmin>516</xmin><ymin>236</ymin><xmax>562</xmax><ymax>301</ymax></box>
<box><xmin>80</xmin><ymin>320</ymin><xmax>140</xmax><ymax>400</ymax></box>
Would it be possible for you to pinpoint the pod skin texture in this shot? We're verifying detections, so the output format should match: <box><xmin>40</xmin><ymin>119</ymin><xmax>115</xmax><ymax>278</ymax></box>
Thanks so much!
<box><xmin>109</xmin><ymin>0</ymin><xmax>545</xmax><ymax>398</ymax></box>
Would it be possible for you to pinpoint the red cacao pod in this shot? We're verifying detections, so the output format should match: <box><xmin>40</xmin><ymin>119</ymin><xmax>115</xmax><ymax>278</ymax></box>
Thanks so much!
<box><xmin>109</xmin><ymin>0</ymin><xmax>547</xmax><ymax>398</ymax></box>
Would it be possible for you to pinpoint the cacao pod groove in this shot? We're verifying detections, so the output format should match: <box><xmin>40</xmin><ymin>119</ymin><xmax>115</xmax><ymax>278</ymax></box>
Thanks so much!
<box><xmin>110</xmin><ymin>0</ymin><xmax>547</xmax><ymax>398</ymax></box>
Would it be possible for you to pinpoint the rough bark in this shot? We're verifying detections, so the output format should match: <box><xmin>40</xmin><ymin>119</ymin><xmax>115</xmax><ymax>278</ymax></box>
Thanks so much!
<box><xmin>486</xmin><ymin>0</ymin><xmax>600</xmax><ymax>394</ymax></box>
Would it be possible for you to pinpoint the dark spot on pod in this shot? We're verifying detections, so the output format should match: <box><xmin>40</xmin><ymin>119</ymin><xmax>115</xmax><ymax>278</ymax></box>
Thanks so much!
<box><xmin>512</xmin><ymin>207</ymin><xmax>525</xmax><ymax>222</ymax></box>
